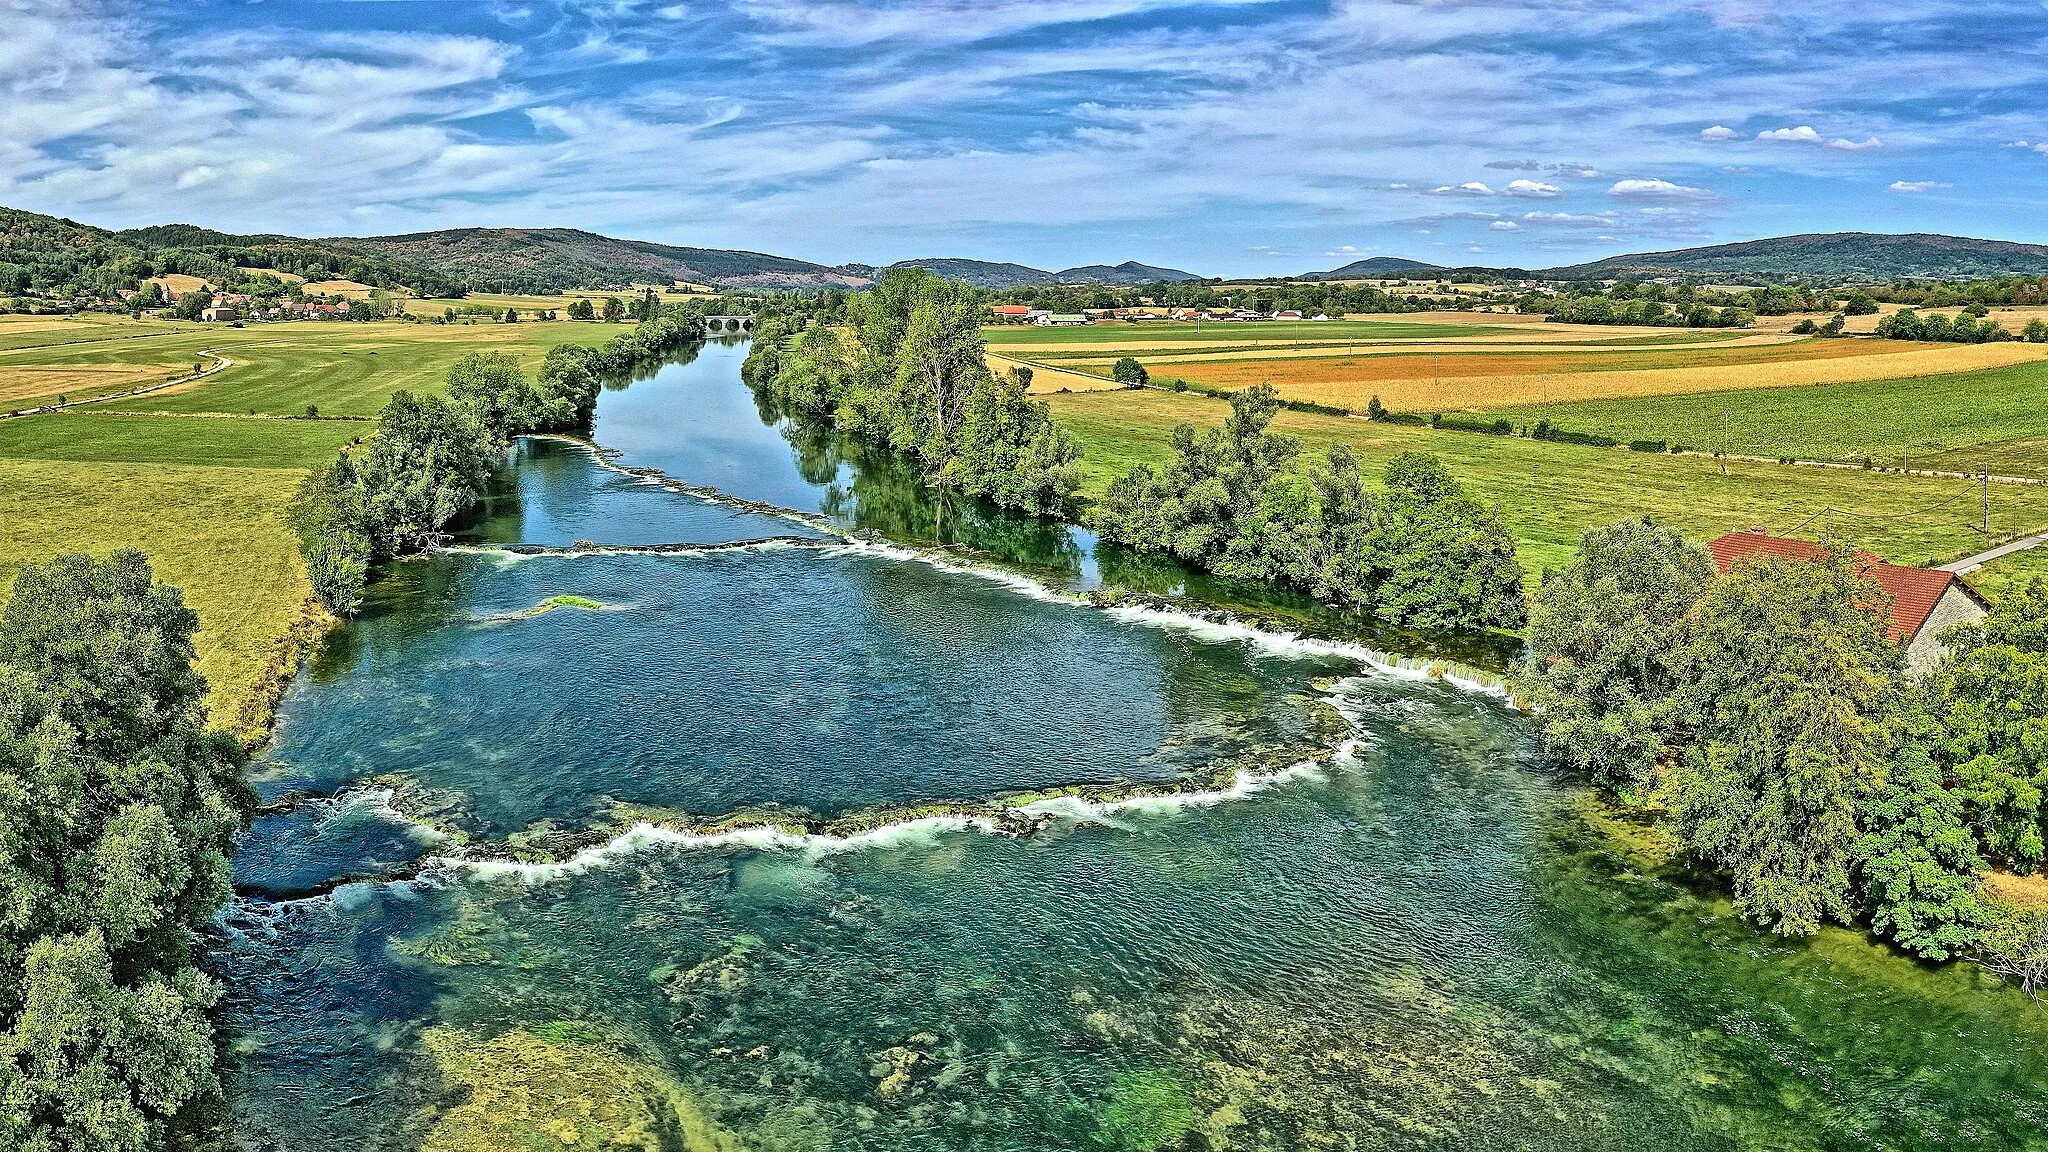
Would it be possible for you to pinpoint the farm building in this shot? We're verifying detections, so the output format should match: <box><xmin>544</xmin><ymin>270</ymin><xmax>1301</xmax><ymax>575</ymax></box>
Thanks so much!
<box><xmin>199</xmin><ymin>305</ymin><xmax>239</xmax><ymax>322</ymax></box>
<box><xmin>1704</xmin><ymin>531</ymin><xmax>1988</xmax><ymax>677</ymax></box>
<box><xmin>989</xmin><ymin>304</ymin><xmax>1033</xmax><ymax>322</ymax></box>
<box><xmin>1035</xmin><ymin>313</ymin><xmax>1088</xmax><ymax>326</ymax></box>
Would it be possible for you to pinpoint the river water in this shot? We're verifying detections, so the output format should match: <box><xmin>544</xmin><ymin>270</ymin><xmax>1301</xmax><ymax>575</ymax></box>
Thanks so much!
<box><xmin>218</xmin><ymin>339</ymin><xmax>2048</xmax><ymax>1151</ymax></box>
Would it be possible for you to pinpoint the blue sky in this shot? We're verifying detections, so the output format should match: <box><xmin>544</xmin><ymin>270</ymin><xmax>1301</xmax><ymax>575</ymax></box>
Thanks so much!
<box><xmin>4</xmin><ymin>0</ymin><xmax>2046</xmax><ymax>275</ymax></box>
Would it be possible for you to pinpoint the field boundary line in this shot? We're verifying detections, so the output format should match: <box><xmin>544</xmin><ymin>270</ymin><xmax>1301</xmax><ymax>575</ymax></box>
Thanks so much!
<box><xmin>0</xmin><ymin>349</ymin><xmax>233</xmax><ymax>421</ymax></box>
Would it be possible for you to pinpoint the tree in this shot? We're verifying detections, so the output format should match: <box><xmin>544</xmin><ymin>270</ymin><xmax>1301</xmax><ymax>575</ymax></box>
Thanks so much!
<box><xmin>567</xmin><ymin>298</ymin><xmax>595</xmax><ymax>321</ymax></box>
<box><xmin>290</xmin><ymin>461</ymin><xmax>372</xmax><ymax>614</ymax></box>
<box><xmin>171</xmin><ymin>290</ymin><xmax>211</xmax><ymax>321</ymax></box>
<box><xmin>1515</xmin><ymin>519</ymin><xmax>1717</xmax><ymax>792</ymax></box>
<box><xmin>944</xmin><ymin>367</ymin><xmax>1081</xmax><ymax>515</ymax></box>
<box><xmin>347</xmin><ymin>392</ymin><xmax>499</xmax><ymax>555</ymax></box>
<box><xmin>1672</xmin><ymin>547</ymin><xmax>1903</xmax><ymax>936</ymax></box>
<box><xmin>1111</xmin><ymin>357</ymin><xmax>1149</xmax><ymax>387</ymax></box>
<box><xmin>1853</xmin><ymin>742</ymin><xmax>1985</xmax><ymax>959</ymax></box>
<box><xmin>502</xmin><ymin>307</ymin><xmax>519</xmax><ymax>324</ymax></box>
<box><xmin>0</xmin><ymin>551</ymin><xmax>253</xmax><ymax>1152</ymax></box>
<box><xmin>1363</xmin><ymin>453</ymin><xmax>1525</xmax><ymax>631</ymax></box>
<box><xmin>446</xmin><ymin>350</ymin><xmax>537</xmax><ymax>438</ymax></box>
<box><xmin>1918</xmin><ymin>577</ymin><xmax>2048</xmax><ymax>871</ymax></box>
<box><xmin>601</xmin><ymin>295</ymin><xmax>625</xmax><ymax>323</ymax></box>
<box><xmin>1843</xmin><ymin>290</ymin><xmax>1878</xmax><ymax>315</ymax></box>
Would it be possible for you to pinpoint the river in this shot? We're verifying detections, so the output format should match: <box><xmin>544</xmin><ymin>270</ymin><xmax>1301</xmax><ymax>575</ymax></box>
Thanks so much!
<box><xmin>217</xmin><ymin>338</ymin><xmax>2048</xmax><ymax>1152</ymax></box>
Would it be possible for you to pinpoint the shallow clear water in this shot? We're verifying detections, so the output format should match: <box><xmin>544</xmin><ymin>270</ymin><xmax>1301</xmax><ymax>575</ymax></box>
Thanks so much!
<box><xmin>256</xmin><ymin>538</ymin><xmax>1340</xmax><ymax>839</ymax></box>
<box><xmin>219</xmin><ymin>340</ymin><xmax>2048</xmax><ymax>1152</ymax></box>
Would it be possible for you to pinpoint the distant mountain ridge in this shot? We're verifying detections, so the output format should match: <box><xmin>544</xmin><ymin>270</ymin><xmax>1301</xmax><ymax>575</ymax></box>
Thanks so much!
<box><xmin>1295</xmin><ymin>233</ymin><xmax>2048</xmax><ymax>283</ymax></box>
<box><xmin>1301</xmin><ymin>256</ymin><xmax>1447</xmax><ymax>280</ymax></box>
<box><xmin>1538</xmin><ymin>233</ymin><xmax>2048</xmax><ymax>280</ymax></box>
<box><xmin>340</xmin><ymin>227</ymin><xmax>870</xmax><ymax>293</ymax></box>
<box><xmin>872</xmin><ymin>257</ymin><xmax>1204</xmax><ymax>288</ymax></box>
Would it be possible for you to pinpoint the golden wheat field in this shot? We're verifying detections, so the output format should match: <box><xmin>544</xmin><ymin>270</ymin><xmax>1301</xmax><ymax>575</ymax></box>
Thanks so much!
<box><xmin>1060</xmin><ymin>337</ymin><xmax>2048</xmax><ymax>412</ymax></box>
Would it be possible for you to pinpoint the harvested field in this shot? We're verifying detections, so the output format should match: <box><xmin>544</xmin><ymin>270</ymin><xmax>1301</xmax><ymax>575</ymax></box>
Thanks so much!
<box><xmin>0</xmin><ymin>451</ymin><xmax>318</xmax><ymax>742</ymax></box>
<box><xmin>1081</xmin><ymin>338</ymin><xmax>2048</xmax><ymax>413</ymax></box>
<box><xmin>1482</xmin><ymin>359</ymin><xmax>2048</xmax><ymax>468</ymax></box>
<box><xmin>992</xmin><ymin>353</ymin><xmax>1123</xmax><ymax>394</ymax></box>
<box><xmin>0</xmin><ymin>363</ymin><xmax>192</xmax><ymax>409</ymax></box>
<box><xmin>143</xmin><ymin>273</ymin><xmax>209</xmax><ymax>295</ymax></box>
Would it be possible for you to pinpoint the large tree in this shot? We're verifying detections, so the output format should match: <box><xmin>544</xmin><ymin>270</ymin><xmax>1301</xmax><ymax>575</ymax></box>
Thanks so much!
<box><xmin>1515</xmin><ymin>519</ymin><xmax>1718</xmax><ymax>792</ymax></box>
<box><xmin>1672</xmin><ymin>547</ymin><xmax>1902</xmax><ymax>936</ymax></box>
<box><xmin>1918</xmin><ymin>577</ymin><xmax>2048</xmax><ymax>872</ymax></box>
<box><xmin>0</xmin><ymin>550</ymin><xmax>252</xmax><ymax>1152</ymax></box>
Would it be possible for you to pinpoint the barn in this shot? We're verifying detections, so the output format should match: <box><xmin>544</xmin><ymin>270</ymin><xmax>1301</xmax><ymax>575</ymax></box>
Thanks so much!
<box><xmin>1705</xmin><ymin>531</ymin><xmax>1989</xmax><ymax>677</ymax></box>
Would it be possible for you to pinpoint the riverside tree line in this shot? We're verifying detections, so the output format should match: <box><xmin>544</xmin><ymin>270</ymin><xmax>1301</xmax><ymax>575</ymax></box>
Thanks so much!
<box><xmin>744</xmin><ymin>268</ymin><xmax>1527</xmax><ymax>632</ymax></box>
<box><xmin>291</xmin><ymin>313</ymin><xmax>706</xmax><ymax>614</ymax></box>
<box><xmin>1517</xmin><ymin>520</ymin><xmax>2048</xmax><ymax>974</ymax></box>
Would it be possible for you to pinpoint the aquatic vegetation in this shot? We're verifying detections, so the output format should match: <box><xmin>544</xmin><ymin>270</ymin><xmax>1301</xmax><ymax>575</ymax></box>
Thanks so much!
<box><xmin>1097</xmin><ymin>1069</ymin><xmax>1196</xmax><ymax>1151</ymax></box>
<box><xmin>484</xmin><ymin>593</ymin><xmax>607</xmax><ymax>622</ymax></box>
<box><xmin>416</xmin><ymin>1025</ymin><xmax>741</xmax><ymax>1152</ymax></box>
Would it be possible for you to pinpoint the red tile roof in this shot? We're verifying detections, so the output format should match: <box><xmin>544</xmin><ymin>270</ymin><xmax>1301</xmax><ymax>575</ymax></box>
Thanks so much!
<box><xmin>1704</xmin><ymin>531</ymin><xmax>1975</xmax><ymax>642</ymax></box>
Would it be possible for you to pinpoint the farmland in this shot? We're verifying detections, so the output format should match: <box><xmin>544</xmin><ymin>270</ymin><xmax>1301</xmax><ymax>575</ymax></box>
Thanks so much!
<box><xmin>1477</xmin><ymin>359</ymin><xmax>2048</xmax><ymax>471</ymax></box>
<box><xmin>0</xmin><ymin>313</ymin><xmax>623</xmax><ymax>736</ymax></box>
<box><xmin>1040</xmin><ymin>387</ymin><xmax>2048</xmax><ymax>575</ymax></box>
<box><xmin>990</xmin><ymin>312</ymin><xmax>2048</xmax><ymax>415</ymax></box>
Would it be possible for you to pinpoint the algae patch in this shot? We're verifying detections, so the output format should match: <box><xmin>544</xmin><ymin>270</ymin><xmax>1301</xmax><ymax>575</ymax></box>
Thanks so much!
<box><xmin>417</xmin><ymin>1025</ymin><xmax>740</xmax><ymax>1152</ymax></box>
<box><xmin>483</xmin><ymin>594</ymin><xmax>611</xmax><ymax>623</ymax></box>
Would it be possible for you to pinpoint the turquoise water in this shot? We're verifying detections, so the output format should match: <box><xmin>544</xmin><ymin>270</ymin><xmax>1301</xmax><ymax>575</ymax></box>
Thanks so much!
<box><xmin>219</xmin><ymin>341</ymin><xmax>2048</xmax><ymax>1151</ymax></box>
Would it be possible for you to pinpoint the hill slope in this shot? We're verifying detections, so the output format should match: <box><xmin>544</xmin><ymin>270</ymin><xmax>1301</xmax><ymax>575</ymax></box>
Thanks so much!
<box><xmin>1543</xmin><ymin>233</ymin><xmax>2048</xmax><ymax>280</ymax></box>
<box><xmin>1303</xmin><ymin>256</ymin><xmax>1447</xmax><ymax>280</ymax></box>
<box><xmin>340</xmin><ymin>227</ymin><xmax>870</xmax><ymax>292</ymax></box>
<box><xmin>0</xmin><ymin>206</ymin><xmax>463</xmax><ymax>296</ymax></box>
<box><xmin>878</xmin><ymin>257</ymin><xmax>1201</xmax><ymax>288</ymax></box>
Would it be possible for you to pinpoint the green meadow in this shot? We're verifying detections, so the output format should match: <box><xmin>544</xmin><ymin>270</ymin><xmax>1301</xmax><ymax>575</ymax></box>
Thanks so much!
<box><xmin>1042</xmin><ymin>388</ymin><xmax>2048</xmax><ymax>575</ymax></box>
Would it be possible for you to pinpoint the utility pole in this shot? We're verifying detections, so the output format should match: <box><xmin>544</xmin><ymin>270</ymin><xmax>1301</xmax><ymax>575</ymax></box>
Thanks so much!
<box><xmin>1983</xmin><ymin>467</ymin><xmax>1991</xmax><ymax>538</ymax></box>
<box><xmin>1721</xmin><ymin>406</ymin><xmax>1729</xmax><ymax>475</ymax></box>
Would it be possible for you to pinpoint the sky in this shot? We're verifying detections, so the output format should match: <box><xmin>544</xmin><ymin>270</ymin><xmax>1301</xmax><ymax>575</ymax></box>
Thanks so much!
<box><xmin>4</xmin><ymin>1</ymin><xmax>2048</xmax><ymax>276</ymax></box>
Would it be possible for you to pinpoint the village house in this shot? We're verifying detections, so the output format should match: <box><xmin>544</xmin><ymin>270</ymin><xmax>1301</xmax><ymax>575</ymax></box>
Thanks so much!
<box><xmin>989</xmin><ymin>304</ymin><xmax>1033</xmax><ymax>322</ymax></box>
<box><xmin>199</xmin><ymin>305</ymin><xmax>238</xmax><ymax>322</ymax></box>
<box><xmin>1273</xmin><ymin>309</ymin><xmax>1304</xmax><ymax>320</ymax></box>
<box><xmin>1704</xmin><ymin>531</ymin><xmax>1989</xmax><ymax>677</ymax></box>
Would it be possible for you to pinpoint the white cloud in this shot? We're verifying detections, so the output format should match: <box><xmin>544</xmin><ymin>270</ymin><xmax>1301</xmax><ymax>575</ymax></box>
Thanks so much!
<box><xmin>1504</xmin><ymin>178</ymin><xmax>1561</xmax><ymax>197</ymax></box>
<box><xmin>1489</xmin><ymin>220</ymin><xmax>1521</xmax><ymax>230</ymax></box>
<box><xmin>1757</xmin><ymin>124</ymin><xmax>1879</xmax><ymax>150</ymax></box>
<box><xmin>1889</xmin><ymin>180</ymin><xmax>1951</xmax><ymax>192</ymax></box>
<box><xmin>1699</xmin><ymin>125</ymin><xmax>1739</xmax><ymax>140</ymax></box>
<box><xmin>1607</xmin><ymin>177</ymin><xmax>1715</xmax><ymax>200</ymax></box>
<box><xmin>1427</xmin><ymin>181</ymin><xmax>1495</xmax><ymax>196</ymax></box>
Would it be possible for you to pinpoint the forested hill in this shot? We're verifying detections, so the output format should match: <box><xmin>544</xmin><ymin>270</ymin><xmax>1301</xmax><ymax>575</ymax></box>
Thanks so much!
<box><xmin>1541</xmin><ymin>233</ymin><xmax>2048</xmax><ymax>280</ymax></box>
<box><xmin>0</xmin><ymin>206</ymin><xmax>465</xmax><ymax>297</ymax></box>
<box><xmin>340</xmin><ymin>227</ymin><xmax>872</xmax><ymax>293</ymax></box>
<box><xmin>860</xmin><ymin>257</ymin><xmax>1205</xmax><ymax>288</ymax></box>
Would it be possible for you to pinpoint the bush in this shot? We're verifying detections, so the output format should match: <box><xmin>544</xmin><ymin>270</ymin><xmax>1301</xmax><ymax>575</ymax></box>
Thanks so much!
<box><xmin>1628</xmin><ymin>439</ymin><xmax>1667</xmax><ymax>453</ymax></box>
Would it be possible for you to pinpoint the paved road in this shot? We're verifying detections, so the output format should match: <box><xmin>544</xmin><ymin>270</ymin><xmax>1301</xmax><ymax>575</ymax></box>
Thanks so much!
<box><xmin>1939</xmin><ymin>530</ymin><xmax>2048</xmax><ymax>574</ymax></box>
